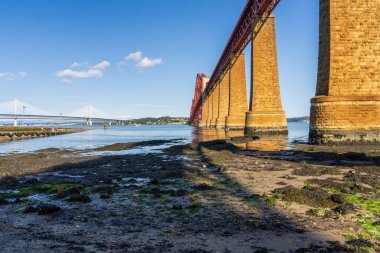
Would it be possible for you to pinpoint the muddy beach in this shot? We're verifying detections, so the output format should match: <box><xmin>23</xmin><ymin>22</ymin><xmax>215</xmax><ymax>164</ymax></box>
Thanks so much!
<box><xmin>0</xmin><ymin>138</ymin><xmax>379</xmax><ymax>252</ymax></box>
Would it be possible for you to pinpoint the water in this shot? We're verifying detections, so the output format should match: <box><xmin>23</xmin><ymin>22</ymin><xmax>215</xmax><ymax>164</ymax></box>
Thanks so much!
<box><xmin>0</xmin><ymin>123</ymin><xmax>309</xmax><ymax>155</ymax></box>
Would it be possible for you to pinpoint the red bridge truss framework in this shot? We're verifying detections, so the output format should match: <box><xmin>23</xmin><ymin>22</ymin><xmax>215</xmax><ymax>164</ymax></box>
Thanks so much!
<box><xmin>190</xmin><ymin>0</ymin><xmax>281</xmax><ymax>124</ymax></box>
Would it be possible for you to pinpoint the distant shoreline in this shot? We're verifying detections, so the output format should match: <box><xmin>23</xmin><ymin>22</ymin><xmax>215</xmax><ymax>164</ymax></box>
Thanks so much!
<box><xmin>0</xmin><ymin>127</ymin><xmax>82</xmax><ymax>143</ymax></box>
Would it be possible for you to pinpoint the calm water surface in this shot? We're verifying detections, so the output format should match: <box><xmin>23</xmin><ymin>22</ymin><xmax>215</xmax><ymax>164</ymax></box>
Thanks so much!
<box><xmin>0</xmin><ymin>123</ymin><xmax>309</xmax><ymax>155</ymax></box>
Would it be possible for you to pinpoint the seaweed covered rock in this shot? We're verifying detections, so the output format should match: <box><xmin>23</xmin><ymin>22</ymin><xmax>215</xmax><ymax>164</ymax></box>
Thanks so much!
<box><xmin>0</xmin><ymin>176</ymin><xmax>18</xmax><ymax>189</ymax></box>
<box><xmin>66</xmin><ymin>194</ymin><xmax>91</xmax><ymax>203</ymax></box>
<box><xmin>333</xmin><ymin>203</ymin><xmax>356</xmax><ymax>215</ymax></box>
<box><xmin>331</xmin><ymin>194</ymin><xmax>345</xmax><ymax>204</ymax></box>
<box><xmin>273</xmin><ymin>186</ymin><xmax>336</xmax><ymax>208</ymax></box>
<box><xmin>37</xmin><ymin>203</ymin><xmax>61</xmax><ymax>215</ymax></box>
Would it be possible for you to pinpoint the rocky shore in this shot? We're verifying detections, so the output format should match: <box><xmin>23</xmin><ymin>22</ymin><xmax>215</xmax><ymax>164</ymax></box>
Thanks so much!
<box><xmin>0</xmin><ymin>127</ymin><xmax>82</xmax><ymax>143</ymax></box>
<box><xmin>0</xmin><ymin>138</ymin><xmax>379</xmax><ymax>252</ymax></box>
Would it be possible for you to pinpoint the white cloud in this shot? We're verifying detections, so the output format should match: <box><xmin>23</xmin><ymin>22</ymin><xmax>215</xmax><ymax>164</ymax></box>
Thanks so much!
<box><xmin>120</xmin><ymin>51</ymin><xmax>163</xmax><ymax>69</ymax></box>
<box><xmin>93</xmin><ymin>61</ymin><xmax>110</xmax><ymax>70</ymax></box>
<box><xmin>125</xmin><ymin>51</ymin><xmax>143</xmax><ymax>62</ymax></box>
<box><xmin>18</xmin><ymin>71</ymin><xmax>28</xmax><ymax>77</ymax></box>
<box><xmin>136</xmin><ymin>57</ymin><xmax>163</xmax><ymax>68</ymax></box>
<box><xmin>57</xmin><ymin>69</ymin><xmax>103</xmax><ymax>79</ymax></box>
<box><xmin>0</xmin><ymin>71</ymin><xmax>28</xmax><ymax>81</ymax></box>
<box><xmin>70</xmin><ymin>62</ymin><xmax>87</xmax><ymax>68</ymax></box>
<box><xmin>62</xmin><ymin>79</ymin><xmax>73</xmax><ymax>84</ymax></box>
<box><xmin>56</xmin><ymin>60</ymin><xmax>110</xmax><ymax>80</ymax></box>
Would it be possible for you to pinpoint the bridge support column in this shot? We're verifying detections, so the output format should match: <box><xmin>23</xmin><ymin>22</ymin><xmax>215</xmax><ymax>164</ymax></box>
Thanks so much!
<box><xmin>245</xmin><ymin>15</ymin><xmax>287</xmax><ymax>136</ymax></box>
<box><xmin>200</xmin><ymin>96</ymin><xmax>209</xmax><ymax>127</ymax></box>
<box><xmin>309</xmin><ymin>0</ymin><xmax>380</xmax><ymax>144</ymax></box>
<box><xmin>207</xmin><ymin>96</ymin><xmax>213</xmax><ymax>127</ymax></box>
<box><xmin>215</xmin><ymin>72</ymin><xmax>230</xmax><ymax>129</ymax></box>
<box><xmin>225</xmin><ymin>53</ymin><xmax>248</xmax><ymax>130</ymax></box>
<box><xmin>210</xmin><ymin>85</ymin><xmax>219</xmax><ymax>127</ymax></box>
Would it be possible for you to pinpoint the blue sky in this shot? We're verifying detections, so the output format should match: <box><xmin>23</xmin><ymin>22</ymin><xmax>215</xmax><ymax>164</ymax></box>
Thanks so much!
<box><xmin>0</xmin><ymin>0</ymin><xmax>318</xmax><ymax>119</ymax></box>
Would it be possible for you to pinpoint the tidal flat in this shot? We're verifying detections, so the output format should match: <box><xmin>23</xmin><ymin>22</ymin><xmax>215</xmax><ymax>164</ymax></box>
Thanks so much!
<box><xmin>0</xmin><ymin>138</ymin><xmax>379</xmax><ymax>252</ymax></box>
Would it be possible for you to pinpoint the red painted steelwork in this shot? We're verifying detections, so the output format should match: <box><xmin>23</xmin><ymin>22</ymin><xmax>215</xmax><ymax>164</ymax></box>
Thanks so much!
<box><xmin>189</xmin><ymin>0</ymin><xmax>281</xmax><ymax>124</ymax></box>
<box><xmin>190</xmin><ymin>73</ymin><xmax>206</xmax><ymax>124</ymax></box>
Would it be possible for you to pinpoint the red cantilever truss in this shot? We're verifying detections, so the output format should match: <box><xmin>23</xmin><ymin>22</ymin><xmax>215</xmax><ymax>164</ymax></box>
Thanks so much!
<box><xmin>190</xmin><ymin>73</ymin><xmax>206</xmax><ymax>124</ymax></box>
<box><xmin>189</xmin><ymin>0</ymin><xmax>281</xmax><ymax>124</ymax></box>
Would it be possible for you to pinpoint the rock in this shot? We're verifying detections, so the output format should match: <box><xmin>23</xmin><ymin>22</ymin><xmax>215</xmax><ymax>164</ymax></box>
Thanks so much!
<box><xmin>330</xmin><ymin>194</ymin><xmax>345</xmax><ymax>204</ymax></box>
<box><xmin>192</xmin><ymin>184</ymin><xmax>214</xmax><ymax>191</ymax></box>
<box><xmin>67</xmin><ymin>194</ymin><xmax>91</xmax><ymax>203</ymax></box>
<box><xmin>166</xmin><ymin>189</ymin><xmax>188</xmax><ymax>197</ymax></box>
<box><xmin>66</xmin><ymin>188</ymin><xmax>81</xmax><ymax>195</ymax></box>
<box><xmin>150</xmin><ymin>178</ymin><xmax>160</xmax><ymax>185</ymax></box>
<box><xmin>100</xmin><ymin>193</ymin><xmax>112</xmax><ymax>199</ymax></box>
<box><xmin>0</xmin><ymin>198</ymin><xmax>9</xmax><ymax>205</ymax></box>
<box><xmin>172</xmin><ymin>204</ymin><xmax>183</xmax><ymax>210</ymax></box>
<box><xmin>94</xmin><ymin>186</ymin><xmax>116</xmax><ymax>195</ymax></box>
<box><xmin>347</xmin><ymin>238</ymin><xmax>373</xmax><ymax>248</ymax></box>
<box><xmin>54</xmin><ymin>188</ymin><xmax>81</xmax><ymax>199</ymax></box>
<box><xmin>23</xmin><ymin>178</ymin><xmax>39</xmax><ymax>185</ymax></box>
<box><xmin>22</xmin><ymin>206</ymin><xmax>37</xmax><ymax>213</ymax></box>
<box><xmin>13</xmin><ymin>198</ymin><xmax>22</xmax><ymax>204</ymax></box>
<box><xmin>37</xmin><ymin>203</ymin><xmax>61</xmax><ymax>215</ymax></box>
<box><xmin>0</xmin><ymin>176</ymin><xmax>18</xmax><ymax>188</ymax></box>
<box><xmin>341</xmin><ymin>152</ymin><xmax>368</xmax><ymax>161</ymax></box>
<box><xmin>333</xmin><ymin>203</ymin><xmax>355</xmax><ymax>215</ymax></box>
<box><xmin>207</xmin><ymin>167</ymin><xmax>221</xmax><ymax>173</ymax></box>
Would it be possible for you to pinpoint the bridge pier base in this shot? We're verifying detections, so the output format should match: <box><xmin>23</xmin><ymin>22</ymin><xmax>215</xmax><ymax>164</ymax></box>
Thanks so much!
<box><xmin>245</xmin><ymin>15</ymin><xmax>287</xmax><ymax>136</ymax></box>
<box><xmin>225</xmin><ymin>53</ymin><xmax>248</xmax><ymax>130</ymax></box>
<box><xmin>309</xmin><ymin>0</ymin><xmax>380</xmax><ymax>144</ymax></box>
<box><xmin>13</xmin><ymin>119</ymin><xmax>18</xmax><ymax>127</ymax></box>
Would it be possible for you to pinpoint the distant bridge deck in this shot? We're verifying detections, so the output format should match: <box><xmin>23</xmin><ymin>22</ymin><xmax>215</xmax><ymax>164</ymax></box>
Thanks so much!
<box><xmin>0</xmin><ymin>114</ymin><xmax>122</xmax><ymax>122</ymax></box>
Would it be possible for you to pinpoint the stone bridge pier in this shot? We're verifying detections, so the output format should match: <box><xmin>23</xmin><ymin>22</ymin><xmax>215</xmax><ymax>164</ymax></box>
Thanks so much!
<box><xmin>309</xmin><ymin>0</ymin><xmax>380</xmax><ymax>144</ymax></box>
<box><xmin>245</xmin><ymin>15</ymin><xmax>287</xmax><ymax>135</ymax></box>
<box><xmin>225</xmin><ymin>53</ymin><xmax>248</xmax><ymax>130</ymax></box>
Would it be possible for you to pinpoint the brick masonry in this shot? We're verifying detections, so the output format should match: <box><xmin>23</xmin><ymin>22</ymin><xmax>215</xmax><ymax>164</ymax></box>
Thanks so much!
<box><xmin>226</xmin><ymin>53</ymin><xmax>248</xmax><ymax>130</ymax></box>
<box><xmin>310</xmin><ymin>0</ymin><xmax>380</xmax><ymax>144</ymax></box>
<box><xmin>245</xmin><ymin>15</ymin><xmax>287</xmax><ymax>135</ymax></box>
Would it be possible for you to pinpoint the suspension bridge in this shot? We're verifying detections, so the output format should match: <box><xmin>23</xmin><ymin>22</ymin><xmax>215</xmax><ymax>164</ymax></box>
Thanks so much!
<box><xmin>0</xmin><ymin>99</ymin><xmax>126</xmax><ymax>126</ymax></box>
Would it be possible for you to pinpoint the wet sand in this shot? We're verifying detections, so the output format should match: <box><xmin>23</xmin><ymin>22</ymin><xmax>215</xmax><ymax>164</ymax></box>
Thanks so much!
<box><xmin>0</xmin><ymin>138</ymin><xmax>379</xmax><ymax>252</ymax></box>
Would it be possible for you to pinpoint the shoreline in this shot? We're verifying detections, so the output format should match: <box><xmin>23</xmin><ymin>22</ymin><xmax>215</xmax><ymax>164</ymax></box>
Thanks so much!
<box><xmin>0</xmin><ymin>139</ymin><xmax>379</xmax><ymax>252</ymax></box>
<box><xmin>0</xmin><ymin>127</ymin><xmax>83</xmax><ymax>143</ymax></box>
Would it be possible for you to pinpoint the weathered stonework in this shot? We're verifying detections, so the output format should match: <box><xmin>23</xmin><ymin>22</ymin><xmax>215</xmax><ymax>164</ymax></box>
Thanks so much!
<box><xmin>207</xmin><ymin>96</ymin><xmax>212</xmax><ymax>127</ymax></box>
<box><xmin>210</xmin><ymin>85</ymin><xmax>219</xmax><ymax>127</ymax></box>
<box><xmin>226</xmin><ymin>53</ymin><xmax>248</xmax><ymax>130</ymax></box>
<box><xmin>199</xmin><ymin>77</ymin><xmax>210</xmax><ymax>127</ymax></box>
<box><xmin>215</xmin><ymin>72</ymin><xmax>230</xmax><ymax>129</ymax></box>
<box><xmin>310</xmin><ymin>0</ymin><xmax>380</xmax><ymax>144</ymax></box>
<box><xmin>200</xmin><ymin>96</ymin><xmax>209</xmax><ymax>127</ymax></box>
<box><xmin>245</xmin><ymin>15</ymin><xmax>287</xmax><ymax>136</ymax></box>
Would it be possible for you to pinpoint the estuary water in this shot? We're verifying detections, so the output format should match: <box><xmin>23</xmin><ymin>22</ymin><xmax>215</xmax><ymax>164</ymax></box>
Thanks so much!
<box><xmin>0</xmin><ymin>123</ymin><xmax>309</xmax><ymax>155</ymax></box>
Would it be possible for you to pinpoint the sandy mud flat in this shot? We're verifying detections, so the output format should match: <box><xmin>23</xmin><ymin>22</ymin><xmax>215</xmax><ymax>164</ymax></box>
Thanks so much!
<box><xmin>0</xmin><ymin>138</ymin><xmax>379</xmax><ymax>252</ymax></box>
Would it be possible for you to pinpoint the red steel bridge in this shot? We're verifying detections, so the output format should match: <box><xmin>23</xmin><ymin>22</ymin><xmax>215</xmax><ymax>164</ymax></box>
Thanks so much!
<box><xmin>189</xmin><ymin>0</ymin><xmax>280</xmax><ymax>125</ymax></box>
